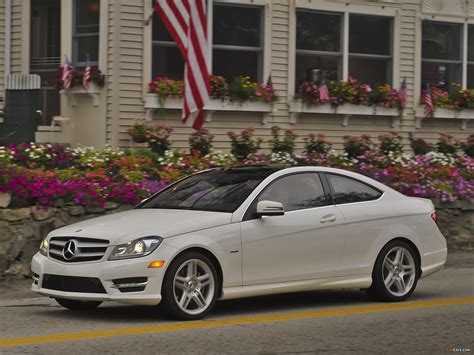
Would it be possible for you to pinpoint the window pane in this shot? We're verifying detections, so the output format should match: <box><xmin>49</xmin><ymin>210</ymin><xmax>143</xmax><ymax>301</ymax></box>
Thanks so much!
<box><xmin>152</xmin><ymin>45</ymin><xmax>185</xmax><ymax>80</ymax></box>
<box><xmin>421</xmin><ymin>61</ymin><xmax>462</xmax><ymax>90</ymax></box>
<box><xmin>152</xmin><ymin>13</ymin><xmax>173</xmax><ymax>42</ymax></box>
<box><xmin>422</xmin><ymin>21</ymin><xmax>461</xmax><ymax>60</ymax></box>
<box><xmin>295</xmin><ymin>54</ymin><xmax>341</xmax><ymax>87</ymax></box>
<box><xmin>327</xmin><ymin>174</ymin><xmax>381</xmax><ymax>205</ymax></box>
<box><xmin>349</xmin><ymin>15</ymin><xmax>391</xmax><ymax>55</ymax></box>
<box><xmin>75</xmin><ymin>35</ymin><xmax>99</xmax><ymax>62</ymax></box>
<box><xmin>213</xmin><ymin>49</ymin><xmax>260</xmax><ymax>82</ymax></box>
<box><xmin>75</xmin><ymin>0</ymin><xmax>100</xmax><ymax>34</ymax></box>
<box><xmin>468</xmin><ymin>65</ymin><xmax>474</xmax><ymax>89</ymax></box>
<box><xmin>213</xmin><ymin>5</ymin><xmax>262</xmax><ymax>47</ymax></box>
<box><xmin>469</xmin><ymin>25</ymin><xmax>474</xmax><ymax>62</ymax></box>
<box><xmin>349</xmin><ymin>57</ymin><xmax>390</xmax><ymax>85</ymax></box>
<box><xmin>296</xmin><ymin>11</ymin><xmax>341</xmax><ymax>52</ymax></box>
<box><xmin>258</xmin><ymin>174</ymin><xmax>329</xmax><ymax>212</ymax></box>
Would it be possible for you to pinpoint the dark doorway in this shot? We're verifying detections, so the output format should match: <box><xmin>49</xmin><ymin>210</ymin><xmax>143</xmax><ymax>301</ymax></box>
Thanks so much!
<box><xmin>30</xmin><ymin>0</ymin><xmax>61</xmax><ymax>126</ymax></box>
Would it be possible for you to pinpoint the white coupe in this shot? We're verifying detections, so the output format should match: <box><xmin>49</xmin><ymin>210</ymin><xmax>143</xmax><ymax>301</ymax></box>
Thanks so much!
<box><xmin>31</xmin><ymin>166</ymin><xmax>447</xmax><ymax>320</ymax></box>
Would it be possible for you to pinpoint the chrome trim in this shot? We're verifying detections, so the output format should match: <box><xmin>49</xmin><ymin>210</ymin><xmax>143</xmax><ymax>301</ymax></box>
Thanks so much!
<box><xmin>111</xmin><ymin>282</ymin><xmax>148</xmax><ymax>289</ymax></box>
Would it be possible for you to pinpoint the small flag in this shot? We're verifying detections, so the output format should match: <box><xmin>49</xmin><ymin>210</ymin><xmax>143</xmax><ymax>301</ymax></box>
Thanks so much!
<box><xmin>319</xmin><ymin>79</ymin><xmax>330</xmax><ymax>102</ymax></box>
<box><xmin>399</xmin><ymin>78</ymin><xmax>408</xmax><ymax>108</ymax></box>
<box><xmin>62</xmin><ymin>55</ymin><xmax>74</xmax><ymax>90</ymax></box>
<box><xmin>266</xmin><ymin>73</ymin><xmax>273</xmax><ymax>88</ymax></box>
<box><xmin>83</xmin><ymin>54</ymin><xmax>92</xmax><ymax>90</ymax></box>
<box><xmin>424</xmin><ymin>84</ymin><xmax>434</xmax><ymax>118</ymax></box>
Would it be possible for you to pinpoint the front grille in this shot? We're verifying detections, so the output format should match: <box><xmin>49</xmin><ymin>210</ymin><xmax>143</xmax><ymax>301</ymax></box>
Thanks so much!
<box><xmin>42</xmin><ymin>274</ymin><xmax>107</xmax><ymax>294</ymax></box>
<box><xmin>49</xmin><ymin>237</ymin><xmax>109</xmax><ymax>263</ymax></box>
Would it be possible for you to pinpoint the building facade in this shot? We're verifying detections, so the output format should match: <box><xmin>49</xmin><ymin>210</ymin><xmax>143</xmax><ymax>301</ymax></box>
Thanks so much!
<box><xmin>0</xmin><ymin>0</ymin><xmax>473</xmax><ymax>151</ymax></box>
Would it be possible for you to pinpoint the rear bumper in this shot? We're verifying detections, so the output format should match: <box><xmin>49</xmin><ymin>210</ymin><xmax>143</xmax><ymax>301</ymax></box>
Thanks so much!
<box><xmin>31</xmin><ymin>252</ymin><xmax>168</xmax><ymax>305</ymax></box>
<box><xmin>420</xmin><ymin>248</ymin><xmax>447</xmax><ymax>279</ymax></box>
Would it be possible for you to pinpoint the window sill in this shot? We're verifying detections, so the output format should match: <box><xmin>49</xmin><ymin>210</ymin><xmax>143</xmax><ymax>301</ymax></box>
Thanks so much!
<box><xmin>144</xmin><ymin>94</ymin><xmax>274</xmax><ymax>124</ymax></box>
<box><xmin>414</xmin><ymin>107</ymin><xmax>473</xmax><ymax>130</ymax></box>
<box><xmin>289</xmin><ymin>100</ymin><xmax>401</xmax><ymax>127</ymax></box>
<box><xmin>60</xmin><ymin>83</ymin><xmax>101</xmax><ymax>107</ymax></box>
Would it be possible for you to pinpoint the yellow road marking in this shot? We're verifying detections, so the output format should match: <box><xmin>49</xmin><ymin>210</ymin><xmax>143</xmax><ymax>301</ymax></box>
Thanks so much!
<box><xmin>1</xmin><ymin>297</ymin><xmax>473</xmax><ymax>347</ymax></box>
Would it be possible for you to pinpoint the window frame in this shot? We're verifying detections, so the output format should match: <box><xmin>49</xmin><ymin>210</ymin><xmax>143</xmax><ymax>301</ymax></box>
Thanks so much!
<box><xmin>149</xmin><ymin>0</ymin><xmax>269</xmax><ymax>83</ymax></box>
<box><xmin>323</xmin><ymin>173</ymin><xmax>384</xmax><ymax>206</ymax></box>
<box><xmin>72</xmin><ymin>0</ymin><xmax>100</xmax><ymax>66</ymax></box>
<box><xmin>242</xmin><ymin>172</ymin><xmax>333</xmax><ymax>221</ymax></box>
<box><xmin>289</xmin><ymin>1</ymin><xmax>399</xmax><ymax>97</ymax></box>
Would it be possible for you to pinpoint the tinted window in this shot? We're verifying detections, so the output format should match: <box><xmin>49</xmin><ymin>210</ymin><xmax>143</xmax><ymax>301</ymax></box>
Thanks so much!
<box><xmin>258</xmin><ymin>173</ymin><xmax>329</xmax><ymax>212</ymax></box>
<box><xmin>140</xmin><ymin>168</ymin><xmax>279</xmax><ymax>213</ymax></box>
<box><xmin>327</xmin><ymin>174</ymin><xmax>382</xmax><ymax>204</ymax></box>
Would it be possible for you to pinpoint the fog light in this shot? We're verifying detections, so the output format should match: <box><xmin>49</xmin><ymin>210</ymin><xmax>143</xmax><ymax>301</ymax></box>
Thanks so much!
<box><xmin>148</xmin><ymin>260</ymin><xmax>165</xmax><ymax>268</ymax></box>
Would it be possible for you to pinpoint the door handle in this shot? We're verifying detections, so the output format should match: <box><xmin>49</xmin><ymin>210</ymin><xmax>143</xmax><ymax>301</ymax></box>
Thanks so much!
<box><xmin>320</xmin><ymin>214</ymin><xmax>336</xmax><ymax>223</ymax></box>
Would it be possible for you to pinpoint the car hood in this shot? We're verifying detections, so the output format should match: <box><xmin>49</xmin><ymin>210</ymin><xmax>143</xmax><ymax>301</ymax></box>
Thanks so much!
<box><xmin>49</xmin><ymin>209</ymin><xmax>233</xmax><ymax>245</ymax></box>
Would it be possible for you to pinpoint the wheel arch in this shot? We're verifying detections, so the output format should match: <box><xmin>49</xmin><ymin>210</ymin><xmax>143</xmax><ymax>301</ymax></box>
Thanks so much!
<box><xmin>166</xmin><ymin>247</ymin><xmax>224</xmax><ymax>298</ymax></box>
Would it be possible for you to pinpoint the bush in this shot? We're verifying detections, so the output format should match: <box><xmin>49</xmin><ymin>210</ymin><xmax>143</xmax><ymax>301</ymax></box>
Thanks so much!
<box><xmin>343</xmin><ymin>134</ymin><xmax>375</xmax><ymax>159</ymax></box>
<box><xmin>410</xmin><ymin>138</ymin><xmax>431</xmax><ymax>155</ymax></box>
<box><xmin>227</xmin><ymin>128</ymin><xmax>262</xmax><ymax>160</ymax></box>
<box><xmin>146</xmin><ymin>124</ymin><xmax>174</xmax><ymax>156</ymax></box>
<box><xmin>269</xmin><ymin>126</ymin><xmax>297</xmax><ymax>155</ymax></box>
<box><xmin>378</xmin><ymin>133</ymin><xmax>403</xmax><ymax>155</ymax></box>
<box><xmin>436</xmin><ymin>133</ymin><xmax>459</xmax><ymax>156</ymax></box>
<box><xmin>304</xmin><ymin>133</ymin><xmax>331</xmax><ymax>155</ymax></box>
<box><xmin>461</xmin><ymin>134</ymin><xmax>474</xmax><ymax>157</ymax></box>
<box><xmin>189</xmin><ymin>129</ymin><xmax>214</xmax><ymax>156</ymax></box>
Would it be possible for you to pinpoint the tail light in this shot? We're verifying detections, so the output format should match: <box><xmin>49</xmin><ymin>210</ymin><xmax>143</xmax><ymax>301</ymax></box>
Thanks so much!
<box><xmin>431</xmin><ymin>211</ymin><xmax>438</xmax><ymax>225</ymax></box>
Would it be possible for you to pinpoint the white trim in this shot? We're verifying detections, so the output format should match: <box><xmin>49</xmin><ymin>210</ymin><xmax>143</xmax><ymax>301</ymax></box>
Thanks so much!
<box><xmin>342</xmin><ymin>11</ymin><xmax>349</xmax><ymax>80</ymax></box>
<box><xmin>21</xmin><ymin>0</ymin><xmax>30</xmax><ymax>74</ymax></box>
<box><xmin>462</xmin><ymin>22</ymin><xmax>468</xmax><ymax>88</ymax></box>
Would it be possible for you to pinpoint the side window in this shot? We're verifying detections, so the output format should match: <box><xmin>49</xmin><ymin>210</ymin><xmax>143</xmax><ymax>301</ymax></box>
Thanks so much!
<box><xmin>327</xmin><ymin>174</ymin><xmax>382</xmax><ymax>204</ymax></box>
<box><xmin>258</xmin><ymin>173</ymin><xmax>329</xmax><ymax>212</ymax></box>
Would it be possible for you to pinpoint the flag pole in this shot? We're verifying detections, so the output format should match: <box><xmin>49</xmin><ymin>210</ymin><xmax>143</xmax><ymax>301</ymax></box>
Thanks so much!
<box><xmin>207</xmin><ymin>0</ymin><xmax>213</xmax><ymax>73</ymax></box>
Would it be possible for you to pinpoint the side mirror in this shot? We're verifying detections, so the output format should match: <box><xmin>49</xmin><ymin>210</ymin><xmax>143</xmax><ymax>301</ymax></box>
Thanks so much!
<box><xmin>256</xmin><ymin>200</ymin><xmax>285</xmax><ymax>217</ymax></box>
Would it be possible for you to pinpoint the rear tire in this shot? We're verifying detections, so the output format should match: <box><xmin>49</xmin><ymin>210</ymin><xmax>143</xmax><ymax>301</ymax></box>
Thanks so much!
<box><xmin>160</xmin><ymin>251</ymin><xmax>219</xmax><ymax>320</ymax></box>
<box><xmin>368</xmin><ymin>240</ymin><xmax>420</xmax><ymax>302</ymax></box>
<box><xmin>55</xmin><ymin>298</ymin><xmax>102</xmax><ymax>310</ymax></box>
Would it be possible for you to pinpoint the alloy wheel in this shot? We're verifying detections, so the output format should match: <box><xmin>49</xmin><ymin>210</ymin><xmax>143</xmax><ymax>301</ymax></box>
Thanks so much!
<box><xmin>382</xmin><ymin>246</ymin><xmax>416</xmax><ymax>297</ymax></box>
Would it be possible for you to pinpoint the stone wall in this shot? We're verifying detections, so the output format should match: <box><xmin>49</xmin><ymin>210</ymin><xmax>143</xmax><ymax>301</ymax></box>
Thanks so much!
<box><xmin>0</xmin><ymin>198</ymin><xmax>472</xmax><ymax>280</ymax></box>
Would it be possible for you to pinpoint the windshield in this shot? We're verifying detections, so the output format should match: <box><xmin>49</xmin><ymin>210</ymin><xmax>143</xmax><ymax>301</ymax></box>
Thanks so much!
<box><xmin>139</xmin><ymin>167</ymin><xmax>280</xmax><ymax>213</ymax></box>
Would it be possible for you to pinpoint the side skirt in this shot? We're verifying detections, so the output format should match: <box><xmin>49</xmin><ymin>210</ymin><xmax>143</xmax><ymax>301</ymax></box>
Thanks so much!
<box><xmin>220</xmin><ymin>275</ymin><xmax>372</xmax><ymax>300</ymax></box>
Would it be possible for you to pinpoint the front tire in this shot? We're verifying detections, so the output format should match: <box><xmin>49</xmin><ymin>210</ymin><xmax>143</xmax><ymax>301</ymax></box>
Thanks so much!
<box><xmin>368</xmin><ymin>240</ymin><xmax>419</xmax><ymax>302</ymax></box>
<box><xmin>160</xmin><ymin>252</ymin><xmax>218</xmax><ymax>320</ymax></box>
<box><xmin>55</xmin><ymin>298</ymin><xmax>102</xmax><ymax>310</ymax></box>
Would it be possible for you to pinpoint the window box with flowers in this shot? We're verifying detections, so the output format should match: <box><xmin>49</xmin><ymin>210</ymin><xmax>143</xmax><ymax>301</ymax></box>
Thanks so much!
<box><xmin>144</xmin><ymin>76</ymin><xmax>277</xmax><ymax>124</ymax></box>
<box><xmin>415</xmin><ymin>84</ymin><xmax>474</xmax><ymax>130</ymax></box>
<box><xmin>290</xmin><ymin>78</ymin><xmax>403</xmax><ymax>127</ymax></box>
<box><xmin>56</xmin><ymin>66</ymin><xmax>105</xmax><ymax>106</ymax></box>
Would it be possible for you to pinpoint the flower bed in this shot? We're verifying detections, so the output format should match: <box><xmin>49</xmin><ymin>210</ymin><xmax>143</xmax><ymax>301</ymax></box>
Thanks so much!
<box><xmin>0</xmin><ymin>137</ymin><xmax>473</xmax><ymax>209</ymax></box>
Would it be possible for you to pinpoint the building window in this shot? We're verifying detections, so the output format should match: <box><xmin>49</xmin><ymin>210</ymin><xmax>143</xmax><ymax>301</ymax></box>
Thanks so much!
<box><xmin>151</xmin><ymin>3</ymin><xmax>264</xmax><ymax>82</ymax></box>
<box><xmin>422</xmin><ymin>21</ymin><xmax>462</xmax><ymax>90</ymax></box>
<box><xmin>295</xmin><ymin>10</ymin><xmax>393</xmax><ymax>88</ymax></box>
<box><xmin>73</xmin><ymin>0</ymin><xmax>100</xmax><ymax>65</ymax></box>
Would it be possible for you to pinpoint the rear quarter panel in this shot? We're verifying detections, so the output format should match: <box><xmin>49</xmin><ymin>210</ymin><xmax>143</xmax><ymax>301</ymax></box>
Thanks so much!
<box><xmin>336</xmin><ymin>193</ymin><xmax>447</xmax><ymax>277</ymax></box>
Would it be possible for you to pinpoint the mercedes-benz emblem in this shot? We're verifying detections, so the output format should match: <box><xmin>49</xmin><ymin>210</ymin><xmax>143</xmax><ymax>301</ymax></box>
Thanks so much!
<box><xmin>63</xmin><ymin>240</ymin><xmax>77</xmax><ymax>260</ymax></box>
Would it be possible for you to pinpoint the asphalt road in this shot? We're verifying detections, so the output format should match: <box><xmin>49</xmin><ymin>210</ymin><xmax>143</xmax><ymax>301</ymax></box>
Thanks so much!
<box><xmin>0</xmin><ymin>253</ymin><xmax>473</xmax><ymax>355</ymax></box>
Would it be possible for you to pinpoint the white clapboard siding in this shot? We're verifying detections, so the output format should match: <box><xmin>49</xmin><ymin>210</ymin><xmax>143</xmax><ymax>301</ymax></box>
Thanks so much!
<box><xmin>109</xmin><ymin>0</ymin><xmax>473</xmax><ymax>151</ymax></box>
<box><xmin>10</xmin><ymin>0</ymin><xmax>22</xmax><ymax>75</ymax></box>
<box><xmin>0</xmin><ymin>2</ymin><xmax>5</xmax><ymax>103</ymax></box>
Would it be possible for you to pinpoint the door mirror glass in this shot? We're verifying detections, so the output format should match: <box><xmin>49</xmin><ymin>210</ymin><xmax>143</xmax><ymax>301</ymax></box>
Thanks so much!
<box><xmin>256</xmin><ymin>200</ymin><xmax>285</xmax><ymax>217</ymax></box>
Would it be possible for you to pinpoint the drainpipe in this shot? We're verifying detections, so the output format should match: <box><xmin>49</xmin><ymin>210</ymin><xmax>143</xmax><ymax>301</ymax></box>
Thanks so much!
<box><xmin>4</xmin><ymin>0</ymin><xmax>11</xmax><ymax>79</ymax></box>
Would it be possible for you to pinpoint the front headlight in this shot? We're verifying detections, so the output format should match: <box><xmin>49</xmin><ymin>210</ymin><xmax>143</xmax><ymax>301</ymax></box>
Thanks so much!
<box><xmin>39</xmin><ymin>238</ymin><xmax>49</xmax><ymax>256</ymax></box>
<box><xmin>108</xmin><ymin>236</ymin><xmax>163</xmax><ymax>260</ymax></box>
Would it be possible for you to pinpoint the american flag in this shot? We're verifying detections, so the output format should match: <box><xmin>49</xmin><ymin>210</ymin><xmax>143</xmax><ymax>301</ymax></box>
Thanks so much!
<box><xmin>319</xmin><ymin>79</ymin><xmax>330</xmax><ymax>102</ymax></box>
<box><xmin>399</xmin><ymin>78</ymin><xmax>408</xmax><ymax>108</ymax></box>
<box><xmin>424</xmin><ymin>84</ymin><xmax>434</xmax><ymax>118</ymax></box>
<box><xmin>154</xmin><ymin>0</ymin><xmax>210</xmax><ymax>130</ymax></box>
<box><xmin>83</xmin><ymin>54</ymin><xmax>92</xmax><ymax>90</ymax></box>
<box><xmin>62</xmin><ymin>55</ymin><xmax>74</xmax><ymax>90</ymax></box>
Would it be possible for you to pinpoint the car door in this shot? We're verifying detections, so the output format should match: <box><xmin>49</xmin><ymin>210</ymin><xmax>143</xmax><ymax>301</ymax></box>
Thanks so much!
<box><xmin>240</xmin><ymin>173</ymin><xmax>347</xmax><ymax>285</ymax></box>
<box><xmin>324</xmin><ymin>173</ymin><xmax>384</xmax><ymax>276</ymax></box>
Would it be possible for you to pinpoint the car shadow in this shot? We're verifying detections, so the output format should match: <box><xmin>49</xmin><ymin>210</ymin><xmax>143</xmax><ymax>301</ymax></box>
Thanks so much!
<box><xmin>27</xmin><ymin>288</ymin><xmax>425</xmax><ymax>323</ymax></box>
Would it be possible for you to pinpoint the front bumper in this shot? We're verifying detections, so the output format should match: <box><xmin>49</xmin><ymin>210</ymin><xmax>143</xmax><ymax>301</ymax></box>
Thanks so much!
<box><xmin>31</xmin><ymin>250</ymin><xmax>171</xmax><ymax>306</ymax></box>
